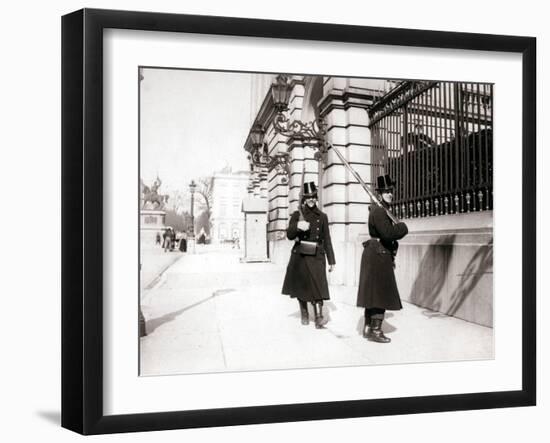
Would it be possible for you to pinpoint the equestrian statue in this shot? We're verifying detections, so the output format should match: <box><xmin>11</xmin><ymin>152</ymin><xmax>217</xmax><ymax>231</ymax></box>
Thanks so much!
<box><xmin>141</xmin><ymin>176</ymin><xmax>169</xmax><ymax>210</ymax></box>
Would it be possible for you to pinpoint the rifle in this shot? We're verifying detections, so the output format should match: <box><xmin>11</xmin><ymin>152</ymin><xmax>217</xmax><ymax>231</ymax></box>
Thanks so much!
<box><xmin>328</xmin><ymin>145</ymin><xmax>399</xmax><ymax>224</ymax></box>
<box><xmin>298</xmin><ymin>160</ymin><xmax>306</xmax><ymax>221</ymax></box>
<box><xmin>293</xmin><ymin>160</ymin><xmax>319</xmax><ymax>256</ymax></box>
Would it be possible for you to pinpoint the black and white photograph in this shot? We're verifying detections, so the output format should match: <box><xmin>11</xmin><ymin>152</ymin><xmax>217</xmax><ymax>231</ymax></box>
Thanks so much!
<box><xmin>2</xmin><ymin>0</ymin><xmax>546</xmax><ymax>440</ymax></box>
<box><xmin>139</xmin><ymin>69</ymin><xmax>494</xmax><ymax>376</ymax></box>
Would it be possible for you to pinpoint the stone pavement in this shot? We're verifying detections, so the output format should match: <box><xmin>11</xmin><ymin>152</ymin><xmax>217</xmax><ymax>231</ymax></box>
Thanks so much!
<box><xmin>139</xmin><ymin>245</ymin><xmax>493</xmax><ymax>376</ymax></box>
<box><xmin>140</xmin><ymin>243</ymin><xmax>183</xmax><ymax>290</ymax></box>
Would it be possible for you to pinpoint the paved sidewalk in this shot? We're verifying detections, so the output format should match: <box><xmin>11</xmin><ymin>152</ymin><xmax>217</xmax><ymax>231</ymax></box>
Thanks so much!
<box><xmin>140</xmin><ymin>246</ymin><xmax>493</xmax><ymax>376</ymax></box>
<box><xmin>140</xmin><ymin>244</ymin><xmax>183</xmax><ymax>289</ymax></box>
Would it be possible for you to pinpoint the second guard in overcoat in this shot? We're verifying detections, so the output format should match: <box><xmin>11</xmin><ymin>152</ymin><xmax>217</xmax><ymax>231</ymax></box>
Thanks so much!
<box><xmin>357</xmin><ymin>175</ymin><xmax>408</xmax><ymax>343</ymax></box>
<box><xmin>282</xmin><ymin>182</ymin><xmax>336</xmax><ymax>328</ymax></box>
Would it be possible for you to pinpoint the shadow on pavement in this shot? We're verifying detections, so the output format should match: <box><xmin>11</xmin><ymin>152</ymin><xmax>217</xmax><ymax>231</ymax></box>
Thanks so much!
<box><xmin>421</xmin><ymin>309</ymin><xmax>448</xmax><ymax>319</ymax></box>
<box><xmin>145</xmin><ymin>289</ymin><xmax>235</xmax><ymax>334</ymax></box>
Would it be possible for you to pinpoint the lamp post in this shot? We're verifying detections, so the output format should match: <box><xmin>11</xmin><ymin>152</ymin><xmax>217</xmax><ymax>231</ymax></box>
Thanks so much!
<box><xmin>188</xmin><ymin>179</ymin><xmax>197</xmax><ymax>253</ymax></box>
<box><xmin>269</xmin><ymin>74</ymin><xmax>329</xmax><ymax>206</ymax></box>
<box><xmin>270</xmin><ymin>74</ymin><xmax>329</xmax><ymax>161</ymax></box>
<box><xmin>270</xmin><ymin>74</ymin><xmax>399</xmax><ymax>221</ymax></box>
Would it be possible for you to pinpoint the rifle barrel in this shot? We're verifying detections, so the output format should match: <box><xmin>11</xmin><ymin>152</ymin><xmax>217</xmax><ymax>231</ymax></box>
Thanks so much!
<box><xmin>329</xmin><ymin>145</ymin><xmax>399</xmax><ymax>224</ymax></box>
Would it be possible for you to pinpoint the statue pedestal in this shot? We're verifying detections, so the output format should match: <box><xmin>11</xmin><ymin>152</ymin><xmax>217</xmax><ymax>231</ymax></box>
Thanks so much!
<box><xmin>140</xmin><ymin>209</ymin><xmax>166</xmax><ymax>245</ymax></box>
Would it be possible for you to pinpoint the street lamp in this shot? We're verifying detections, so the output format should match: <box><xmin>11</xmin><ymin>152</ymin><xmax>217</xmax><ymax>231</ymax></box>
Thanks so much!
<box><xmin>188</xmin><ymin>179</ymin><xmax>197</xmax><ymax>252</ymax></box>
<box><xmin>271</xmin><ymin>74</ymin><xmax>293</xmax><ymax>112</ymax></box>
<box><xmin>270</xmin><ymin>74</ymin><xmax>329</xmax><ymax>161</ymax></box>
<box><xmin>248</xmin><ymin>123</ymin><xmax>290</xmax><ymax>182</ymax></box>
<box><xmin>189</xmin><ymin>179</ymin><xmax>197</xmax><ymax>232</ymax></box>
<box><xmin>250</xmin><ymin>123</ymin><xmax>265</xmax><ymax>149</ymax></box>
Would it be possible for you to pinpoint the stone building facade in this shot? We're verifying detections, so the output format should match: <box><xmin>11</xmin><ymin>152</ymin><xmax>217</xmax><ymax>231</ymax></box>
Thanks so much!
<box><xmin>243</xmin><ymin>74</ymin><xmax>493</xmax><ymax>327</ymax></box>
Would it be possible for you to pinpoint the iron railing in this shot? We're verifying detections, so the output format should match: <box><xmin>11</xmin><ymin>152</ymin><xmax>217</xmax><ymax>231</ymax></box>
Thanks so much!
<box><xmin>368</xmin><ymin>81</ymin><xmax>493</xmax><ymax>218</ymax></box>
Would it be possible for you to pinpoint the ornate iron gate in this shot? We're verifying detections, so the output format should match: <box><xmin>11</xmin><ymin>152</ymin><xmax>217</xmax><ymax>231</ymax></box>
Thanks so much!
<box><xmin>368</xmin><ymin>81</ymin><xmax>493</xmax><ymax>218</ymax></box>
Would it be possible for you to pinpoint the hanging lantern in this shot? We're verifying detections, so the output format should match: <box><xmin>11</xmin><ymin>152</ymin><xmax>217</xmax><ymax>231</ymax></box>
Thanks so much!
<box><xmin>271</xmin><ymin>74</ymin><xmax>292</xmax><ymax>112</ymax></box>
<box><xmin>250</xmin><ymin>124</ymin><xmax>265</xmax><ymax>149</ymax></box>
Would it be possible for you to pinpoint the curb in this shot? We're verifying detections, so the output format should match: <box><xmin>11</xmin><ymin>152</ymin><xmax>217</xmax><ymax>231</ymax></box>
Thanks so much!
<box><xmin>143</xmin><ymin>253</ymin><xmax>185</xmax><ymax>290</ymax></box>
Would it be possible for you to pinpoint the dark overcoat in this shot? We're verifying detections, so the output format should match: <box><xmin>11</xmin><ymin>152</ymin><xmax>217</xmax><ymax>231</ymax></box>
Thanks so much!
<box><xmin>281</xmin><ymin>205</ymin><xmax>336</xmax><ymax>302</ymax></box>
<box><xmin>356</xmin><ymin>205</ymin><xmax>408</xmax><ymax>310</ymax></box>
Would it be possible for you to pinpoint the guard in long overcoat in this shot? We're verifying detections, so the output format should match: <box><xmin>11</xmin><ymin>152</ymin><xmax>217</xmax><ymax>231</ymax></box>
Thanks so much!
<box><xmin>282</xmin><ymin>182</ymin><xmax>336</xmax><ymax>328</ymax></box>
<box><xmin>357</xmin><ymin>175</ymin><xmax>408</xmax><ymax>343</ymax></box>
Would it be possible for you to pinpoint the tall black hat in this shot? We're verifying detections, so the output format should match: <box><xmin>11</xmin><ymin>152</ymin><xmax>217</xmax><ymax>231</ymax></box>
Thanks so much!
<box><xmin>376</xmin><ymin>175</ymin><xmax>396</xmax><ymax>192</ymax></box>
<box><xmin>302</xmin><ymin>182</ymin><xmax>318</xmax><ymax>198</ymax></box>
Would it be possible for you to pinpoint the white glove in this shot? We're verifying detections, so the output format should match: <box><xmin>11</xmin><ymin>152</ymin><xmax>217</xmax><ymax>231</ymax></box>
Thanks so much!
<box><xmin>297</xmin><ymin>221</ymin><xmax>310</xmax><ymax>231</ymax></box>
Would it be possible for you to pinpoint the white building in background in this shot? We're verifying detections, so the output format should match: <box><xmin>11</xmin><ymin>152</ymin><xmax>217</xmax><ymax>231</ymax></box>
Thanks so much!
<box><xmin>210</xmin><ymin>168</ymin><xmax>250</xmax><ymax>244</ymax></box>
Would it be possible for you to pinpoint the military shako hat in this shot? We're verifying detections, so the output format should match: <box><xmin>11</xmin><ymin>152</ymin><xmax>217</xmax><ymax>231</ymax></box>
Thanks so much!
<box><xmin>376</xmin><ymin>174</ymin><xmax>396</xmax><ymax>192</ymax></box>
<box><xmin>302</xmin><ymin>182</ymin><xmax>318</xmax><ymax>198</ymax></box>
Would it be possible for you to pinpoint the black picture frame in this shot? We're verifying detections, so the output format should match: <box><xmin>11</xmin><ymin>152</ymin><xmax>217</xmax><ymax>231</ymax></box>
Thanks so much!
<box><xmin>61</xmin><ymin>8</ymin><xmax>536</xmax><ymax>435</ymax></box>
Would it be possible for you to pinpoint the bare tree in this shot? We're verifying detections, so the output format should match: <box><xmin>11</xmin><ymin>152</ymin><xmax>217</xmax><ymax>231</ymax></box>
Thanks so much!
<box><xmin>195</xmin><ymin>176</ymin><xmax>213</xmax><ymax>225</ymax></box>
<box><xmin>165</xmin><ymin>177</ymin><xmax>214</xmax><ymax>232</ymax></box>
<box><xmin>166</xmin><ymin>190</ymin><xmax>187</xmax><ymax>215</ymax></box>
<box><xmin>165</xmin><ymin>209</ymin><xmax>192</xmax><ymax>232</ymax></box>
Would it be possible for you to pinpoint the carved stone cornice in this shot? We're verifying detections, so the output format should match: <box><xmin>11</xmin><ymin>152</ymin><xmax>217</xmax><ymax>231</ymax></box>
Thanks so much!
<box><xmin>317</xmin><ymin>87</ymin><xmax>381</xmax><ymax>118</ymax></box>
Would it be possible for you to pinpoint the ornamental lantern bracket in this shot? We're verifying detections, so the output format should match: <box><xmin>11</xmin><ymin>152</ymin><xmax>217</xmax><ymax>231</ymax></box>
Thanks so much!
<box><xmin>270</xmin><ymin>74</ymin><xmax>329</xmax><ymax>162</ymax></box>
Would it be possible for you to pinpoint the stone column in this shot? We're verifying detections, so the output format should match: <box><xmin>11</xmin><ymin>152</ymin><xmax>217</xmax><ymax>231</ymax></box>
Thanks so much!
<box><xmin>266</xmin><ymin>124</ymin><xmax>290</xmax><ymax>242</ymax></box>
<box><xmin>285</xmin><ymin>78</ymin><xmax>319</xmax><ymax>213</ymax></box>
<box><xmin>267</xmin><ymin>77</ymin><xmax>321</xmax><ymax>265</ymax></box>
<box><xmin>319</xmin><ymin>77</ymin><xmax>384</xmax><ymax>286</ymax></box>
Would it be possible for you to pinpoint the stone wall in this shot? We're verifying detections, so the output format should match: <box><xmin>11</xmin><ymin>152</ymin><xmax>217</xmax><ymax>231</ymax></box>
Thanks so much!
<box><xmin>393</xmin><ymin>212</ymin><xmax>493</xmax><ymax>327</ymax></box>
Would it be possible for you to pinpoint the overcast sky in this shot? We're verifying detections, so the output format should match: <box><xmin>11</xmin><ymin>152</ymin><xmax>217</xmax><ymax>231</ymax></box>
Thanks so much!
<box><xmin>140</xmin><ymin>68</ymin><xmax>255</xmax><ymax>195</ymax></box>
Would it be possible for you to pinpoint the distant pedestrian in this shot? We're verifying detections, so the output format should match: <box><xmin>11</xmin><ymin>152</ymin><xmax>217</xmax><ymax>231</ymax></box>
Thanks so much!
<box><xmin>282</xmin><ymin>182</ymin><xmax>335</xmax><ymax>328</ymax></box>
<box><xmin>164</xmin><ymin>227</ymin><xmax>175</xmax><ymax>252</ymax></box>
<box><xmin>155</xmin><ymin>232</ymin><xmax>161</xmax><ymax>245</ymax></box>
<box><xmin>170</xmin><ymin>228</ymin><xmax>176</xmax><ymax>251</ymax></box>
<box><xmin>356</xmin><ymin>175</ymin><xmax>408</xmax><ymax>343</ymax></box>
<box><xmin>232</xmin><ymin>236</ymin><xmax>240</xmax><ymax>249</ymax></box>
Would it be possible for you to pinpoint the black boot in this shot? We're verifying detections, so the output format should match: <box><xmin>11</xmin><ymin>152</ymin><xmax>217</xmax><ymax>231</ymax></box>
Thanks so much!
<box><xmin>362</xmin><ymin>311</ymin><xmax>372</xmax><ymax>339</ymax></box>
<box><xmin>298</xmin><ymin>300</ymin><xmax>309</xmax><ymax>325</ymax></box>
<box><xmin>367</xmin><ymin>318</ymin><xmax>391</xmax><ymax>343</ymax></box>
<box><xmin>313</xmin><ymin>302</ymin><xmax>328</xmax><ymax>329</ymax></box>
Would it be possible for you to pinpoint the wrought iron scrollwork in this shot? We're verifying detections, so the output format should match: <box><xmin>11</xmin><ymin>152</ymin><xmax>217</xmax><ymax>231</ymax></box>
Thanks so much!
<box><xmin>248</xmin><ymin>145</ymin><xmax>290</xmax><ymax>183</ymax></box>
<box><xmin>272</xmin><ymin>112</ymin><xmax>327</xmax><ymax>143</ymax></box>
<box><xmin>368</xmin><ymin>81</ymin><xmax>439</xmax><ymax>127</ymax></box>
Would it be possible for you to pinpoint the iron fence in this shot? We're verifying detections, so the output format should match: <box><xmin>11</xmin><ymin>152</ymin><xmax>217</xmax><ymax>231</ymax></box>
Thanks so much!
<box><xmin>368</xmin><ymin>81</ymin><xmax>493</xmax><ymax>218</ymax></box>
